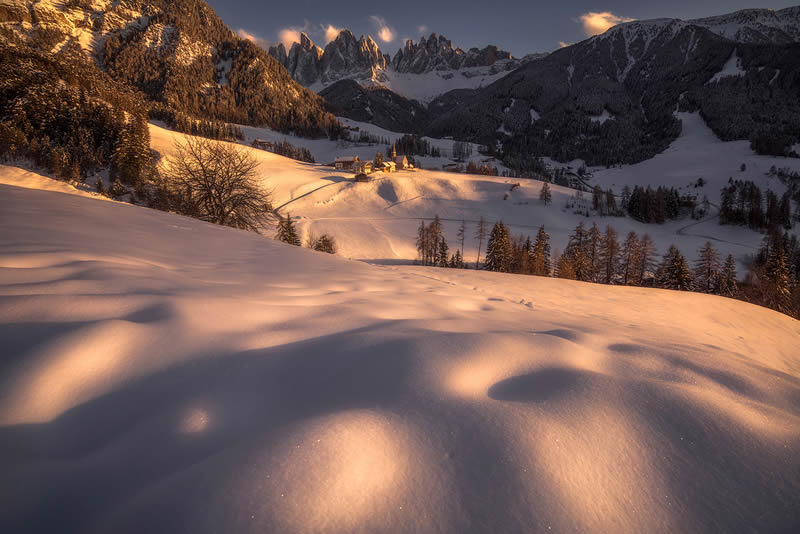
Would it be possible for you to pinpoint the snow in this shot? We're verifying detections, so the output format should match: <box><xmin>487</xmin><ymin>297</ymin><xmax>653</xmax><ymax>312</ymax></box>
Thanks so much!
<box><xmin>589</xmin><ymin>109</ymin><xmax>614</xmax><ymax>124</ymax></box>
<box><xmin>530</xmin><ymin>108</ymin><xmax>541</xmax><ymax>122</ymax></box>
<box><xmin>1</xmin><ymin>179</ymin><xmax>799</xmax><ymax>533</ymax></box>
<box><xmin>707</xmin><ymin>49</ymin><xmax>746</xmax><ymax>84</ymax></box>
<box><xmin>146</xmin><ymin>119</ymin><xmax>799</xmax><ymax>277</ymax></box>
<box><xmin>310</xmin><ymin>63</ymin><xmax>517</xmax><ymax>105</ymax></box>
<box><xmin>0</xmin><ymin>165</ymin><xmax>108</xmax><ymax>200</ymax></box>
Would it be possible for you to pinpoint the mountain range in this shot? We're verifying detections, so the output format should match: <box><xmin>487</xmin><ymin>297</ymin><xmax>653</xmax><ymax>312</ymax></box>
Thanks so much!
<box><xmin>268</xmin><ymin>29</ymin><xmax>540</xmax><ymax>104</ymax></box>
<box><xmin>1</xmin><ymin>1</ymin><xmax>798</xmax><ymax>175</ymax></box>
<box><xmin>311</xmin><ymin>7</ymin><xmax>800</xmax><ymax>168</ymax></box>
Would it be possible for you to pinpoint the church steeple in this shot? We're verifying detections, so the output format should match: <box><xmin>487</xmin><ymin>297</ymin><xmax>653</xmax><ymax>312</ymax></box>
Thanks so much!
<box><xmin>391</xmin><ymin>143</ymin><xmax>397</xmax><ymax>159</ymax></box>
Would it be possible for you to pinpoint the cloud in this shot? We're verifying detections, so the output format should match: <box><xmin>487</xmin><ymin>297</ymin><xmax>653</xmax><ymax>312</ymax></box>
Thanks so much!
<box><xmin>278</xmin><ymin>28</ymin><xmax>302</xmax><ymax>48</ymax></box>
<box><xmin>578</xmin><ymin>11</ymin><xmax>635</xmax><ymax>36</ymax></box>
<box><xmin>558</xmin><ymin>41</ymin><xmax>572</xmax><ymax>48</ymax></box>
<box><xmin>237</xmin><ymin>28</ymin><xmax>268</xmax><ymax>48</ymax></box>
<box><xmin>370</xmin><ymin>15</ymin><xmax>394</xmax><ymax>42</ymax></box>
<box><xmin>417</xmin><ymin>25</ymin><xmax>429</xmax><ymax>35</ymax></box>
<box><xmin>323</xmin><ymin>24</ymin><xmax>342</xmax><ymax>43</ymax></box>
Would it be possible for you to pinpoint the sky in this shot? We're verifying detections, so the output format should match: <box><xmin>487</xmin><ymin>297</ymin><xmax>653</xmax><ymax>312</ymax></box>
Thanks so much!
<box><xmin>206</xmin><ymin>0</ymin><xmax>797</xmax><ymax>56</ymax></box>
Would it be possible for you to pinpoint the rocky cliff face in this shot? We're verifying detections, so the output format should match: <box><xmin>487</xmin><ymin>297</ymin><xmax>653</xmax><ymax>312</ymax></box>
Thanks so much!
<box><xmin>269</xmin><ymin>29</ymin><xmax>525</xmax><ymax>89</ymax></box>
<box><xmin>269</xmin><ymin>30</ymin><xmax>389</xmax><ymax>87</ymax></box>
<box><xmin>0</xmin><ymin>0</ymin><xmax>339</xmax><ymax>136</ymax></box>
<box><xmin>391</xmin><ymin>33</ymin><xmax>517</xmax><ymax>74</ymax></box>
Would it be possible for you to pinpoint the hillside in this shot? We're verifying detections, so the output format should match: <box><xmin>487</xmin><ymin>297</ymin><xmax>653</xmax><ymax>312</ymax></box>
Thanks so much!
<box><xmin>0</xmin><ymin>0</ymin><xmax>338</xmax><ymax>135</ymax></box>
<box><xmin>0</xmin><ymin>178</ymin><xmax>798</xmax><ymax>533</ymax></box>
<box><xmin>138</xmin><ymin>110</ymin><xmax>800</xmax><ymax>273</ymax></box>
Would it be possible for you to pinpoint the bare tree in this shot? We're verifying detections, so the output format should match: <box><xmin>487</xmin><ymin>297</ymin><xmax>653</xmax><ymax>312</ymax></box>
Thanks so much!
<box><xmin>161</xmin><ymin>136</ymin><xmax>273</xmax><ymax>232</ymax></box>
<box><xmin>474</xmin><ymin>216</ymin><xmax>487</xmax><ymax>268</ymax></box>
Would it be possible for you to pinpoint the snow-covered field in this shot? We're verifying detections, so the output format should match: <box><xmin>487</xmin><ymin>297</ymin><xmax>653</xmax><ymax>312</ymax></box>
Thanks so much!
<box><xmin>151</xmin><ymin>112</ymin><xmax>799</xmax><ymax>272</ymax></box>
<box><xmin>0</xmin><ymin>181</ymin><xmax>798</xmax><ymax>533</ymax></box>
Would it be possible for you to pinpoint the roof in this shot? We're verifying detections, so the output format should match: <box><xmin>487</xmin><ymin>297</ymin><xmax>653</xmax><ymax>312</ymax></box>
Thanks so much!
<box><xmin>394</xmin><ymin>155</ymin><xmax>407</xmax><ymax>162</ymax></box>
<box><xmin>335</xmin><ymin>156</ymin><xmax>359</xmax><ymax>162</ymax></box>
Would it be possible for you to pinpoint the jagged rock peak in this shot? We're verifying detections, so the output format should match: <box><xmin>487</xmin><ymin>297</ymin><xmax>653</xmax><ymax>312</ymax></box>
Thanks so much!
<box><xmin>392</xmin><ymin>33</ymin><xmax>515</xmax><ymax>73</ymax></box>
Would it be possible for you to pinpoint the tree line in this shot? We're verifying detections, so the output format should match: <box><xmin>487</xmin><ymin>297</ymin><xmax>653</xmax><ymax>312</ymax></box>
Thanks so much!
<box><xmin>719</xmin><ymin>178</ymin><xmax>793</xmax><ymax>231</ymax></box>
<box><xmin>412</xmin><ymin>217</ymin><xmax>800</xmax><ymax>318</ymax></box>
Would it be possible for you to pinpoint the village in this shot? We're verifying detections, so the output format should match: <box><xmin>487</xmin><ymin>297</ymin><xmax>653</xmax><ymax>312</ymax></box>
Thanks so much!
<box><xmin>333</xmin><ymin>143</ymin><xmax>412</xmax><ymax>181</ymax></box>
<box><xmin>250</xmin><ymin>138</ymin><xmax>414</xmax><ymax>181</ymax></box>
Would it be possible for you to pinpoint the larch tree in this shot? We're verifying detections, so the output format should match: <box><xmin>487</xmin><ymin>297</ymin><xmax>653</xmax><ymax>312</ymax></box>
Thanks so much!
<box><xmin>619</xmin><ymin>231</ymin><xmax>641</xmax><ymax>285</ymax></box>
<box><xmin>719</xmin><ymin>254</ymin><xmax>739</xmax><ymax>297</ymax></box>
<box><xmin>540</xmin><ymin>182</ymin><xmax>552</xmax><ymax>205</ymax></box>
<box><xmin>456</xmin><ymin>219</ymin><xmax>466</xmax><ymax>262</ymax></box>
<box><xmin>474</xmin><ymin>216</ymin><xmax>488</xmax><ymax>268</ymax></box>
<box><xmin>599</xmin><ymin>225</ymin><xmax>620</xmax><ymax>284</ymax></box>
<box><xmin>637</xmin><ymin>233</ymin><xmax>658</xmax><ymax>285</ymax></box>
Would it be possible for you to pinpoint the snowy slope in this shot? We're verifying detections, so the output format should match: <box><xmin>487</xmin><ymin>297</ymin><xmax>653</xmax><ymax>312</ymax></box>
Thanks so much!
<box><xmin>147</xmin><ymin>114</ymin><xmax>799</xmax><ymax>272</ymax></box>
<box><xmin>0</xmin><ymin>182</ymin><xmax>798</xmax><ymax>533</ymax></box>
<box><xmin>309</xmin><ymin>65</ymin><xmax>518</xmax><ymax>105</ymax></box>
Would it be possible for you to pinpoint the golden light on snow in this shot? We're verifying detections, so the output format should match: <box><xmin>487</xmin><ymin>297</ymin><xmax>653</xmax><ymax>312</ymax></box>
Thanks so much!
<box><xmin>579</xmin><ymin>12</ymin><xmax>635</xmax><ymax>36</ymax></box>
<box><xmin>180</xmin><ymin>408</ymin><xmax>210</xmax><ymax>434</ymax></box>
<box><xmin>0</xmin><ymin>321</ymin><xmax>136</xmax><ymax>424</ymax></box>
<box><xmin>262</xmin><ymin>410</ymin><xmax>410</xmax><ymax>531</ymax></box>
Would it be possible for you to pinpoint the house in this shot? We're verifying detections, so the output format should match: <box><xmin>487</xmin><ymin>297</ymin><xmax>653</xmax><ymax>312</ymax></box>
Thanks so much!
<box><xmin>358</xmin><ymin>161</ymin><xmax>373</xmax><ymax>174</ymax></box>
<box><xmin>381</xmin><ymin>161</ymin><xmax>396</xmax><ymax>173</ymax></box>
<box><xmin>251</xmin><ymin>139</ymin><xmax>274</xmax><ymax>150</ymax></box>
<box><xmin>334</xmin><ymin>156</ymin><xmax>360</xmax><ymax>171</ymax></box>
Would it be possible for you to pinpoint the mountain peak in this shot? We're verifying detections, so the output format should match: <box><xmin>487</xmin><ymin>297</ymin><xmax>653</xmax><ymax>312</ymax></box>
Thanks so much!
<box><xmin>392</xmin><ymin>33</ymin><xmax>514</xmax><ymax>74</ymax></box>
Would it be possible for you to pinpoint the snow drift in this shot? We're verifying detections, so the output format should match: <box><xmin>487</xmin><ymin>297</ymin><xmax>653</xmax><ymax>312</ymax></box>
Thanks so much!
<box><xmin>0</xmin><ymin>182</ymin><xmax>799</xmax><ymax>533</ymax></box>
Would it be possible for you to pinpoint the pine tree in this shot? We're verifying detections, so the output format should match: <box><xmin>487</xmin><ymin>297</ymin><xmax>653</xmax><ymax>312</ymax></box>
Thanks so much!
<box><xmin>451</xmin><ymin>249</ymin><xmax>463</xmax><ymax>268</ymax></box>
<box><xmin>530</xmin><ymin>225</ymin><xmax>551</xmax><ymax>276</ymax></box>
<box><xmin>540</xmin><ymin>182</ymin><xmax>552</xmax><ymax>205</ymax></box>
<box><xmin>275</xmin><ymin>213</ymin><xmax>301</xmax><ymax>246</ymax></box>
<box><xmin>437</xmin><ymin>235</ymin><xmax>450</xmax><ymax>267</ymax></box>
<box><xmin>656</xmin><ymin>245</ymin><xmax>695</xmax><ymax>291</ymax></box>
<box><xmin>110</xmin><ymin>177</ymin><xmax>126</xmax><ymax>199</ymax></box>
<box><xmin>309</xmin><ymin>234</ymin><xmax>337</xmax><ymax>254</ymax></box>
<box><xmin>764</xmin><ymin>240</ymin><xmax>793</xmax><ymax>313</ymax></box>
<box><xmin>694</xmin><ymin>241</ymin><xmax>721</xmax><ymax>293</ymax></box>
<box><xmin>485</xmin><ymin>221</ymin><xmax>512</xmax><ymax>272</ymax></box>
<box><xmin>474</xmin><ymin>216</ymin><xmax>488</xmax><ymax>268</ymax></box>
<box><xmin>598</xmin><ymin>225</ymin><xmax>620</xmax><ymax>284</ymax></box>
<box><xmin>621</xmin><ymin>185</ymin><xmax>631</xmax><ymax>211</ymax></box>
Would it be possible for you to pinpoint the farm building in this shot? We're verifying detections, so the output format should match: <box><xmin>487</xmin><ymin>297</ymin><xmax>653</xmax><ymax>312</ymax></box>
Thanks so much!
<box><xmin>335</xmin><ymin>156</ymin><xmax>360</xmax><ymax>171</ymax></box>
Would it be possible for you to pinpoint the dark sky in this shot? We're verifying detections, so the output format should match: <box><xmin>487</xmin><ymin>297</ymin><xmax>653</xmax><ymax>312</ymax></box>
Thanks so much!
<box><xmin>206</xmin><ymin>1</ymin><xmax>798</xmax><ymax>56</ymax></box>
